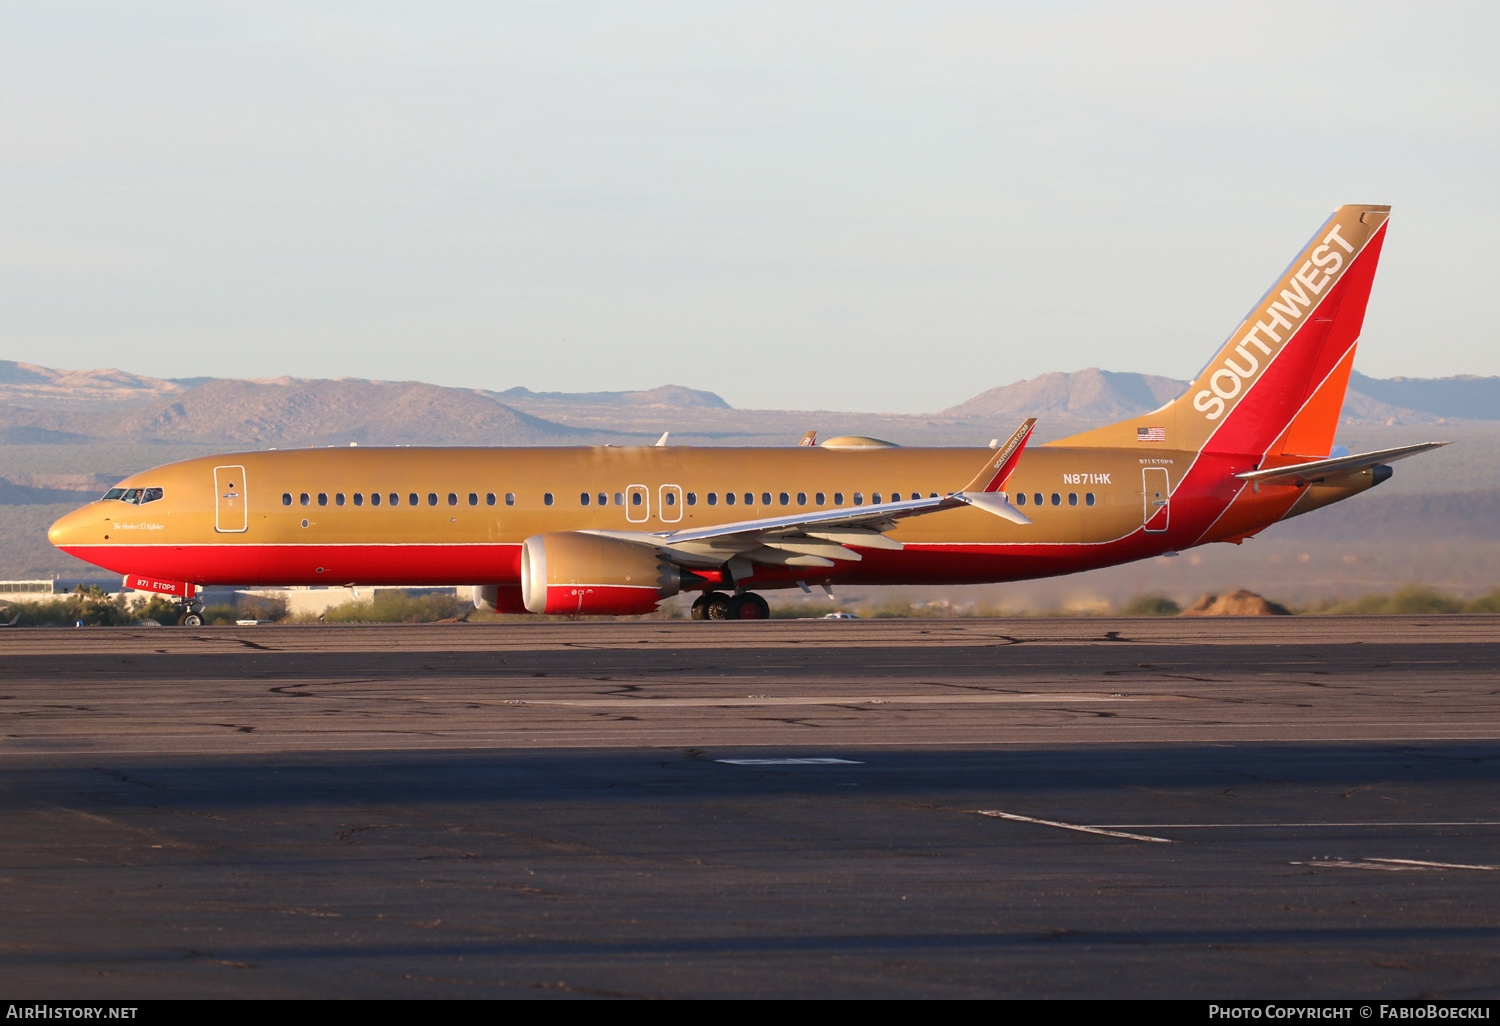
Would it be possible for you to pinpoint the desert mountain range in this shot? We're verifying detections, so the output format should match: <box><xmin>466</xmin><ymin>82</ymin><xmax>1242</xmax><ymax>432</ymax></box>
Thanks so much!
<box><xmin>0</xmin><ymin>360</ymin><xmax>1486</xmax><ymax>452</ymax></box>
<box><xmin>0</xmin><ymin>359</ymin><xmax>1490</xmax><ymax>588</ymax></box>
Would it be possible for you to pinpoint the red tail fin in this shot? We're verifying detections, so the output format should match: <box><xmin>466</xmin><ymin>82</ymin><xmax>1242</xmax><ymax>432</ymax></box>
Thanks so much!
<box><xmin>1056</xmin><ymin>204</ymin><xmax>1389</xmax><ymax>458</ymax></box>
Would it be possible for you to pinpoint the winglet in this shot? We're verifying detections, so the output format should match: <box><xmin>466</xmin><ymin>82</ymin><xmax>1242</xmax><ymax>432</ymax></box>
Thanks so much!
<box><xmin>655</xmin><ymin>432</ymin><xmax>670</xmax><ymax>447</ymax></box>
<box><xmin>961</xmin><ymin>418</ymin><xmax>1036</xmax><ymax>493</ymax></box>
<box><xmin>800</xmin><ymin>430</ymin><xmax>817</xmax><ymax>446</ymax></box>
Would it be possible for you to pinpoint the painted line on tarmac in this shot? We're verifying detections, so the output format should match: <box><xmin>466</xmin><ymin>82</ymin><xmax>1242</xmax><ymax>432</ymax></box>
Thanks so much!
<box><xmin>1293</xmin><ymin>858</ymin><xmax>1500</xmax><ymax>872</ymax></box>
<box><xmin>1101</xmin><ymin>821</ymin><xmax>1500</xmax><ymax>829</ymax></box>
<box><xmin>716</xmin><ymin>758</ymin><xmax>864</xmax><ymax>766</ymax></box>
<box><xmin>974</xmin><ymin>810</ymin><xmax>1174</xmax><ymax>844</ymax></box>
<box><xmin>461</xmin><ymin>693</ymin><xmax>1152</xmax><ymax>707</ymax></box>
<box><xmin>1368</xmin><ymin>857</ymin><xmax>1500</xmax><ymax>870</ymax></box>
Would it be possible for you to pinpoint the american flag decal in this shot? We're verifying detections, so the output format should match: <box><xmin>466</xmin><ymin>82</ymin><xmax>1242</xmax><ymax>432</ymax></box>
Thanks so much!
<box><xmin>1138</xmin><ymin>426</ymin><xmax>1166</xmax><ymax>442</ymax></box>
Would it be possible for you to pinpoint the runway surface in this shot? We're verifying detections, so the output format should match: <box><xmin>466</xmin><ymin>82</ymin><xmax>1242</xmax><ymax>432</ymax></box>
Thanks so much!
<box><xmin>3</xmin><ymin>617</ymin><xmax>1499</xmax><ymax>997</ymax></box>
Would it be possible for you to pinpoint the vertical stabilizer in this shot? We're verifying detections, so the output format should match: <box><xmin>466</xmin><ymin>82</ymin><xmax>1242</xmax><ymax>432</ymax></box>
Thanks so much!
<box><xmin>1054</xmin><ymin>204</ymin><xmax>1390</xmax><ymax>457</ymax></box>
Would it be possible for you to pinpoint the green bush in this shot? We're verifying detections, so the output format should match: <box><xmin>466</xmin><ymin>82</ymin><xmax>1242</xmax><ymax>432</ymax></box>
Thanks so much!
<box><xmin>320</xmin><ymin>590</ymin><xmax>467</xmax><ymax>624</ymax></box>
<box><xmin>770</xmin><ymin>601</ymin><xmax>838</xmax><ymax>619</ymax></box>
<box><xmin>237</xmin><ymin>595</ymin><xmax>289</xmax><ymax>622</ymax></box>
<box><xmin>1118</xmin><ymin>593</ymin><xmax>1181</xmax><ymax>616</ymax></box>
<box><xmin>130</xmin><ymin>595</ymin><xmax>180</xmax><ymax>625</ymax></box>
<box><xmin>2</xmin><ymin>585</ymin><xmax>137</xmax><ymax>626</ymax></box>
<box><xmin>1317</xmin><ymin>585</ymin><xmax>1466</xmax><ymax>616</ymax></box>
<box><xmin>201</xmin><ymin>603</ymin><xmax>240</xmax><ymax>625</ymax></box>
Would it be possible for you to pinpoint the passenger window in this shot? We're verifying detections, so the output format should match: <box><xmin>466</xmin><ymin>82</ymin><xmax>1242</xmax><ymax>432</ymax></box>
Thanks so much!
<box><xmin>409</xmin><ymin>493</ymin><xmax>418</xmax><ymax>506</ymax></box>
<box><xmin>447</xmin><ymin>493</ymin><xmax>457</xmax><ymax>506</ymax></box>
<box><xmin>686</xmin><ymin>492</ymin><xmax>697</xmax><ymax>506</ymax></box>
<box><xmin>890</xmin><ymin>492</ymin><xmax>901</xmax><ymax>502</ymax></box>
<box><xmin>1033</xmin><ymin>493</ymin><xmax>1043</xmax><ymax>506</ymax></box>
<box><xmin>1051</xmin><ymin>493</ymin><xmax>1061</xmax><ymax>506</ymax></box>
<box><xmin>353</xmin><ymin>493</ymin><xmax>364</xmax><ymax>506</ymax></box>
<box><xmin>778</xmin><ymin>492</ymin><xmax>788</xmax><ymax>506</ymax></box>
<box><xmin>761</xmin><ymin>492</ymin><xmax>771</xmax><ymax>506</ymax></box>
<box><xmin>300</xmin><ymin>493</ymin><xmax>310</xmax><ymax>506</ymax></box>
<box><xmin>630</xmin><ymin>492</ymin><xmax>641</xmax><ymax>506</ymax></box>
<box><xmin>580</xmin><ymin>492</ymin><xmax>591</xmax><ymax>506</ymax></box>
<box><xmin>834</xmin><ymin>492</ymin><xmax>844</xmax><ymax>505</ymax></box>
<box><xmin>1016</xmin><ymin>492</ymin><xmax>1026</xmax><ymax>506</ymax></box>
<box><xmin>487</xmin><ymin>493</ymin><xmax>496</xmax><ymax>506</ymax></box>
<box><xmin>872</xmin><ymin>493</ymin><xmax>882</xmax><ymax>504</ymax></box>
<box><xmin>725</xmin><ymin>492</ymin><xmax>736</xmax><ymax>506</ymax></box>
<box><xmin>815</xmin><ymin>492</ymin><xmax>825</xmax><ymax>505</ymax></box>
<box><xmin>427</xmin><ymin>493</ymin><xmax>437</xmax><ymax>506</ymax></box>
<box><xmin>371</xmin><ymin>493</ymin><xmax>381</xmax><ymax>506</ymax></box>
<box><xmin>665</xmin><ymin>492</ymin><xmax>677</xmax><ymax>506</ymax></box>
<box><xmin>1069</xmin><ymin>493</ymin><xmax>1078</xmax><ymax>506</ymax></box>
<box><xmin>1086</xmin><ymin>492</ymin><xmax>1096</xmax><ymax>506</ymax></box>
<box><xmin>853</xmin><ymin>492</ymin><xmax>864</xmax><ymax>505</ymax></box>
<box><xmin>390</xmin><ymin>493</ymin><xmax>399</xmax><ymax>505</ymax></box>
<box><xmin>708</xmin><ymin>492</ymin><xmax>718</xmax><ymax>506</ymax></box>
<box><xmin>598</xmin><ymin>493</ymin><xmax>607</xmax><ymax>506</ymax></box>
<box><xmin>544</xmin><ymin>493</ymin><xmax>554</xmax><ymax>506</ymax></box>
<box><xmin>744</xmin><ymin>493</ymin><xmax>753</xmax><ymax>505</ymax></box>
<box><xmin>469</xmin><ymin>493</ymin><xmax>478</xmax><ymax>506</ymax></box>
<box><xmin>505</xmin><ymin>493</ymin><xmax>516</xmax><ymax>505</ymax></box>
<box><xmin>318</xmin><ymin>493</ymin><xmax>328</xmax><ymax>506</ymax></box>
<box><xmin>613</xmin><ymin>493</ymin><xmax>623</xmax><ymax>505</ymax></box>
<box><xmin>282</xmin><ymin>493</ymin><xmax>292</xmax><ymax>506</ymax></box>
<box><xmin>336</xmin><ymin>493</ymin><xmax>346</xmax><ymax>506</ymax></box>
<box><xmin>797</xmin><ymin>492</ymin><xmax>806</xmax><ymax>505</ymax></box>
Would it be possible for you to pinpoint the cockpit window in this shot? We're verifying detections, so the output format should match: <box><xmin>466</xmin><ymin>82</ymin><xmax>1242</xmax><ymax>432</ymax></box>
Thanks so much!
<box><xmin>103</xmin><ymin>486</ymin><xmax>163</xmax><ymax>504</ymax></box>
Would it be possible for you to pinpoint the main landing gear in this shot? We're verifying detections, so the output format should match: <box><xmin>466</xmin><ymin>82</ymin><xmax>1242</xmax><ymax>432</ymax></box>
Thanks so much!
<box><xmin>690</xmin><ymin>591</ymin><xmax>770</xmax><ymax>620</ymax></box>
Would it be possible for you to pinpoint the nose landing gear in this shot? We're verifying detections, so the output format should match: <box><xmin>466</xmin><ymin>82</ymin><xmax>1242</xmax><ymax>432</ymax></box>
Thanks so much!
<box><xmin>174</xmin><ymin>597</ymin><xmax>205</xmax><ymax>627</ymax></box>
<box><xmin>690</xmin><ymin>591</ymin><xmax>770</xmax><ymax>620</ymax></box>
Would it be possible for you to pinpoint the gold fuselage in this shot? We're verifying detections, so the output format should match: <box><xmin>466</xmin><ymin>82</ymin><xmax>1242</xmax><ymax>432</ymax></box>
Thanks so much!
<box><xmin>47</xmin><ymin>443</ymin><xmax>1377</xmax><ymax>589</ymax></box>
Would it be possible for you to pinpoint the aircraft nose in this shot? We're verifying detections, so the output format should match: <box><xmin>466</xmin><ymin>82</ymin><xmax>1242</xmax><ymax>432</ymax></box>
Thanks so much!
<box><xmin>49</xmin><ymin>503</ymin><xmax>98</xmax><ymax>552</ymax></box>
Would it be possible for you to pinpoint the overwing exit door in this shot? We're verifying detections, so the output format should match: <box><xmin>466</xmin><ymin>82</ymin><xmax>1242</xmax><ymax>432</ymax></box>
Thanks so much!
<box><xmin>625</xmin><ymin>484</ymin><xmax>650</xmax><ymax>523</ymax></box>
<box><xmin>214</xmin><ymin>465</ymin><xmax>248</xmax><ymax>533</ymax></box>
<box><xmin>1142</xmin><ymin>467</ymin><xmax>1169</xmax><ymax>533</ymax></box>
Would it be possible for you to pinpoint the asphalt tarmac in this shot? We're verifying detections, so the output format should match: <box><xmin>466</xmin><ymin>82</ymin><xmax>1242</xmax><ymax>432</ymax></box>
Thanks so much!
<box><xmin>2</xmin><ymin>617</ymin><xmax>1499</xmax><ymax>998</ymax></box>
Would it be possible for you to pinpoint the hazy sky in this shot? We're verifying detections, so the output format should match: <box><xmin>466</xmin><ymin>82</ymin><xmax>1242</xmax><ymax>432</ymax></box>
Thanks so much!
<box><xmin>2</xmin><ymin>2</ymin><xmax>1495</xmax><ymax>412</ymax></box>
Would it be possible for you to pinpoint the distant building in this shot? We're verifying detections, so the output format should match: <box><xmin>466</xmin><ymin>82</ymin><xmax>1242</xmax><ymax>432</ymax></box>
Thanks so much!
<box><xmin>0</xmin><ymin>579</ymin><xmax>57</xmax><ymax>601</ymax></box>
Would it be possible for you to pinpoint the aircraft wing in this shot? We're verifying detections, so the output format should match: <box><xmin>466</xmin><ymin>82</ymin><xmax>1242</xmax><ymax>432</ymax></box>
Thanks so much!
<box><xmin>1234</xmin><ymin>442</ymin><xmax>1448</xmax><ymax>488</ymax></box>
<box><xmin>584</xmin><ymin>419</ymin><xmax>1037</xmax><ymax>570</ymax></box>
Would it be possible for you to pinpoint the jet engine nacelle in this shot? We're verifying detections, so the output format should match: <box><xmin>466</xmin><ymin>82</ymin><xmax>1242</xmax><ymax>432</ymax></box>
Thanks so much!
<box><xmin>470</xmin><ymin>584</ymin><xmax>528</xmax><ymax>614</ymax></box>
<box><xmin>520</xmin><ymin>532</ymin><xmax>683</xmax><ymax>615</ymax></box>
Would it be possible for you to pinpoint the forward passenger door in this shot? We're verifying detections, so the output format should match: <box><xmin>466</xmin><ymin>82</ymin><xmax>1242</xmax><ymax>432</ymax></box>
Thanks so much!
<box><xmin>214</xmin><ymin>465</ymin><xmax>248</xmax><ymax>533</ymax></box>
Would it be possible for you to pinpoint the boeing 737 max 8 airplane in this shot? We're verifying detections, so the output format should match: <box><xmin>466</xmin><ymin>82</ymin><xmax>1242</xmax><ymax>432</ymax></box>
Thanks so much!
<box><xmin>48</xmin><ymin>204</ymin><xmax>1444</xmax><ymax>623</ymax></box>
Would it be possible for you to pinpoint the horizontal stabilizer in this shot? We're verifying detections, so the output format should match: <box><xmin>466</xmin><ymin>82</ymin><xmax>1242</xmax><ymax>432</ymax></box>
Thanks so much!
<box><xmin>1234</xmin><ymin>442</ymin><xmax>1448</xmax><ymax>487</ymax></box>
